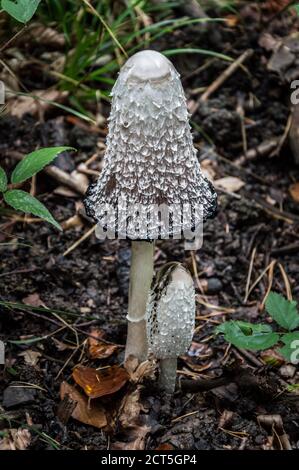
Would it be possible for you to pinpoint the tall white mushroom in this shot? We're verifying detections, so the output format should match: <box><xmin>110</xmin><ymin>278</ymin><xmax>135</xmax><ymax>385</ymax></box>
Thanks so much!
<box><xmin>84</xmin><ymin>50</ymin><xmax>216</xmax><ymax>362</ymax></box>
<box><xmin>146</xmin><ymin>263</ymin><xmax>195</xmax><ymax>393</ymax></box>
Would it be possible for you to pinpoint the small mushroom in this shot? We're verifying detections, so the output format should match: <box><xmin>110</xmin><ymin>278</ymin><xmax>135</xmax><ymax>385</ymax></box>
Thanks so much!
<box><xmin>146</xmin><ymin>263</ymin><xmax>195</xmax><ymax>394</ymax></box>
<box><xmin>84</xmin><ymin>50</ymin><xmax>216</xmax><ymax>361</ymax></box>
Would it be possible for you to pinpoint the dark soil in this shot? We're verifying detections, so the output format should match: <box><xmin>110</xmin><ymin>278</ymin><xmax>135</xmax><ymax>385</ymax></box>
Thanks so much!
<box><xmin>1</xmin><ymin>4</ymin><xmax>299</xmax><ymax>450</ymax></box>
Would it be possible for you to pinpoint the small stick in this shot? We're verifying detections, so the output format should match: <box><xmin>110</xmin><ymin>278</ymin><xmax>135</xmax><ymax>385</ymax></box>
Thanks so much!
<box><xmin>261</xmin><ymin>260</ymin><xmax>276</xmax><ymax>309</ymax></box>
<box><xmin>191</xmin><ymin>49</ymin><xmax>253</xmax><ymax>114</ymax></box>
<box><xmin>244</xmin><ymin>246</ymin><xmax>257</xmax><ymax>303</ymax></box>
<box><xmin>246</xmin><ymin>260</ymin><xmax>276</xmax><ymax>303</ymax></box>
<box><xmin>235</xmin><ymin>139</ymin><xmax>279</xmax><ymax>166</ymax></box>
<box><xmin>63</xmin><ymin>225</ymin><xmax>96</xmax><ymax>256</ymax></box>
<box><xmin>271</xmin><ymin>242</ymin><xmax>299</xmax><ymax>256</ymax></box>
<box><xmin>278</xmin><ymin>263</ymin><xmax>292</xmax><ymax>301</ymax></box>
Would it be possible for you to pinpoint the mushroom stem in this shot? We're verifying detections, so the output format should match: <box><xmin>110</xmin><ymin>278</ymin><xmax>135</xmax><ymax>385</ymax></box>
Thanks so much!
<box><xmin>159</xmin><ymin>357</ymin><xmax>177</xmax><ymax>394</ymax></box>
<box><xmin>125</xmin><ymin>241</ymin><xmax>154</xmax><ymax>361</ymax></box>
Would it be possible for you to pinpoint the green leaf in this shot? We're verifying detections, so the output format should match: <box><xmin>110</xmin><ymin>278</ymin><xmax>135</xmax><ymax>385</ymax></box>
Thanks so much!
<box><xmin>0</xmin><ymin>166</ymin><xmax>7</xmax><ymax>192</ymax></box>
<box><xmin>279</xmin><ymin>332</ymin><xmax>299</xmax><ymax>364</ymax></box>
<box><xmin>3</xmin><ymin>190</ymin><xmax>62</xmax><ymax>231</ymax></box>
<box><xmin>265</xmin><ymin>291</ymin><xmax>299</xmax><ymax>331</ymax></box>
<box><xmin>11</xmin><ymin>147</ymin><xmax>75</xmax><ymax>184</ymax></box>
<box><xmin>215</xmin><ymin>320</ymin><xmax>279</xmax><ymax>351</ymax></box>
<box><xmin>1</xmin><ymin>0</ymin><xmax>41</xmax><ymax>23</ymax></box>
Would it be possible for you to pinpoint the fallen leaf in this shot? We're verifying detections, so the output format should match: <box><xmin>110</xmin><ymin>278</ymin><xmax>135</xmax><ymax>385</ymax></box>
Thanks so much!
<box><xmin>7</xmin><ymin>89</ymin><xmax>68</xmax><ymax>119</ymax></box>
<box><xmin>125</xmin><ymin>355</ymin><xmax>157</xmax><ymax>384</ymax></box>
<box><xmin>73</xmin><ymin>365</ymin><xmax>129</xmax><ymax>399</ymax></box>
<box><xmin>289</xmin><ymin>183</ymin><xmax>299</xmax><ymax>203</ymax></box>
<box><xmin>18</xmin><ymin>350</ymin><xmax>41</xmax><ymax>366</ymax></box>
<box><xmin>118</xmin><ymin>387</ymin><xmax>143</xmax><ymax>429</ymax></box>
<box><xmin>52</xmin><ymin>338</ymin><xmax>76</xmax><ymax>351</ymax></box>
<box><xmin>200</xmin><ymin>158</ymin><xmax>217</xmax><ymax>180</ymax></box>
<box><xmin>0</xmin><ymin>428</ymin><xmax>31</xmax><ymax>450</ymax></box>
<box><xmin>219</xmin><ymin>410</ymin><xmax>234</xmax><ymax>429</ymax></box>
<box><xmin>260</xmin><ymin>349</ymin><xmax>285</xmax><ymax>367</ymax></box>
<box><xmin>155</xmin><ymin>443</ymin><xmax>175</xmax><ymax>450</ymax></box>
<box><xmin>60</xmin><ymin>381</ymin><xmax>107</xmax><ymax>429</ymax></box>
<box><xmin>187</xmin><ymin>342</ymin><xmax>213</xmax><ymax>358</ymax></box>
<box><xmin>225</xmin><ymin>15</ymin><xmax>239</xmax><ymax>27</ymax></box>
<box><xmin>26</xmin><ymin>24</ymin><xmax>65</xmax><ymax>48</ymax></box>
<box><xmin>88</xmin><ymin>328</ymin><xmax>119</xmax><ymax>359</ymax></box>
<box><xmin>181</xmin><ymin>343</ymin><xmax>213</xmax><ymax>372</ymax></box>
<box><xmin>257</xmin><ymin>413</ymin><xmax>291</xmax><ymax>449</ymax></box>
<box><xmin>111</xmin><ymin>424</ymin><xmax>151</xmax><ymax>450</ymax></box>
<box><xmin>22</xmin><ymin>293</ymin><xmax>45</xmax><ymax>307</ymax></box>
<box><xmin>259</xmin><ymin>33</ymin><xmax>280</xmax><ymax>51</ymax></box>
<box><xmin>214</xmin><ymin>176</ymin><xmax>245</xmax><ymax>193</ymax></box>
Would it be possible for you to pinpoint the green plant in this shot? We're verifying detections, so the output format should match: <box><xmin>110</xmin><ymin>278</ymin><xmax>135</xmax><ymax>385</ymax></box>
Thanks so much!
<box><xmin>37</xmin><ymin>1</ymin><xmax>229</xmax><ymax>112</ymax></box>
<box><xmin>0</xmin><ymin>147</ymin><xmax>74</xmax><ymax>230</ymax></box>
<box><xmin>1</xmin><ymin>0</ymin><xmax>41</xmax><ymax>23</ymax></box>
<box><xmin>216</xmin><ymin>291</ymin><xmax>299</xmax><ymax>363</ymax></box>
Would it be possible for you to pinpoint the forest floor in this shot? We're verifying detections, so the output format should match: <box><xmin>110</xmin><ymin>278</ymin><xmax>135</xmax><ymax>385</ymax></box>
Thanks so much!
<box><xmin>1</xmin><ymin>3</ymin><xmax>299</xmax><ymax>450</ymax></box>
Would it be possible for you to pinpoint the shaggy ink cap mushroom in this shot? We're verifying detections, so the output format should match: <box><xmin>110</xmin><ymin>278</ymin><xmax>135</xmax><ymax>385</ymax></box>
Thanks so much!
<box><xmin>146</xmin><ymin>262</ymin><xmax>195</xmax><ymax>393</ymax></box>
<box><xmin>84</xmin><ymin>50</ymin><xmax>217</xmax><ymax>241</ymax></box>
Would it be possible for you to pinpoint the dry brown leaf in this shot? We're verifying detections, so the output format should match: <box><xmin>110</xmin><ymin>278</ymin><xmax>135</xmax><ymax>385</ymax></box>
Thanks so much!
<box><xmin>88</xmin><ymin>328</ymin><xmax>119</xmax><ymax>359</ymax></box>
<box><xmin>219</xmin><ymin>410</ymin><xmax>234</xmax><ymax>429</ymax></box>
<box><xmin>52</xmin><ymin>338</ymin><xmax>76</xmax><ymax>351</ymax></box>
<box><xmin>214</xmin><ymin>176</ymin><xmax>245</xmax><ymax>193</ymax></box>
<box><xmin>124</xmin><ymin>354</ymin><xmax>157</xmax><ymax>384</ymax></box>
<box><xmin>22</xmin><ymin>293</ymin><xmax>45</xmax><ymax>308</ymax></box>
<box><xmin>18</xmin><ymin>350</ymin><xmax>41</xmax><ymax>366</ymax></box>
<box><xmin>225</xmin><ymin>15</ymin><xmax>239</xmax><ymax>27</ymax></box>
<box><xmin>259</xmin><ymin>33</ymin><xmax>280</xmax><ymax>51</ymax></box>
<box><xmin>260</xmin><ymin>349</ymin><xmax>285</xmax><ymax>367</ymax></box>
<box><xmin>200</xmin><ymin>159</ymin><xmax>217</xmax><ymax>181</ymax></box>
<box><xmin>27</xmin><ymin>24</ymin><xmax>65</xmax><ymax>48</ymax></box>
<box><xmin>111</xmin><ymin>424</ymin><xmax>150</xmax><ymax>450</ymax></box>
<box><xmin>0</xmin><ymin>428</ymin><xmax>31</xmax><ymax>450</ymax></box>
<box><xmin>289</xmin><ymin>183</ymin><xmax>299</xmax><ymax>204</ymax></box>
<box><xmin>118</xmin><ymin>387</ymin><xmax>143</xmax><ymax>429</ymax></box>
<box><xmin>7</xmin><ymin>89</ymin><xmax>68</xmax><ymax>119</ymax></box>
<box><xmin>155</xmin><ymin>443</ymin><xmax>175</xmax><ymax>450</ymax></box>
<box><xmin>60</xmin><ymin>381</ymin><xmax>107</xmax><ymax>429</ymax></box>
<box><xmin>73</xmin><ymin>365</ymin><xmax>129</xmax><ymax>399</ymax></box>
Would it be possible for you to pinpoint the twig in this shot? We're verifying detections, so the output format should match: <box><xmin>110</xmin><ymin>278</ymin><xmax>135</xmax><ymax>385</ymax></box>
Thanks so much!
<box><xmin>217</xmin><ymin>153</ymin><xmax>267</xmax><ymax>184</ymax></box>
<box><xmin>63</xmin><ymin>224</ymin><xmax>96</xmax><ymax>256</ymax></box>
<box><xmin>271</xmin><ymin>242</ymin><xmax>299</xmax><ymax>256</ymax></box>
<box><xmin>191</xmin><ymin>49</ymin><xmax>253</xmax><ymax>113</ymax></box>
<box><xmin>0</xmin><ymin>25</ymin><xmax>28</xmax><ymax>52</ymax></box>
<box><xmin>261</xmin><ymin>260</ymin><xmax>276</xmax><ymax>309</ymax></box>
<box><xmin>246</xmin><ymin>260</ymin><xmax>276</xmax><ymax>303</ymax></box>
<box><xmin>0</xmin><ymin>267</ymin><xmax>40</xmax><ymax>278</ymax></box>
<box><xmin>235</xmin><ymin>139</ymin><xmax>279</xmax><ymax>166</ymax></box>
<box><xmin>244</xmin><ymin>247</ymin><xmax>257</xmax><ymax>303</ymax></box>
<box><xmin>275</xmin><ymin>112</ymin><xmax>292</xmax><ymax>156</ymax></box>
<box><xmin>190</xmin><ymin>251</ymin><xmax>208</xmax><ymax>302</ymax></box>
<box><xmin>278</xmin><ymin>263</ymin><xmax>292</xmax><ymax>301</ymax></box>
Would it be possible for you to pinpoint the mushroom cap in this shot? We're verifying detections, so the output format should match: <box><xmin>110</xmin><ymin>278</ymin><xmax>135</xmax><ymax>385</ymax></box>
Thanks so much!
<box><xmin>146</xmin><ymin>263</ymin><xmax>195</xmax><ymax>360</ymax></box>
<box><xmin>84</xmin><ymin>50</ymin><xmax>217</xmax><ymax>240</ymax></box>
<box><xmin>125</xmin><ymin>50</ymin><xmax>171</xmax><ymax>82</ymax></box>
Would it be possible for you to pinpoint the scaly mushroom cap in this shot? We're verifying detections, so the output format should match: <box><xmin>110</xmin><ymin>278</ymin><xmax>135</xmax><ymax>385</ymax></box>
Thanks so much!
<box><xmin>84</xmin><ymin>50</ymin><xmax>217</xmax><ymax>240</ymax></box>
<box><xmin>146</xmin><ymin>263</ymin><xmax>195</xmax><ymax>359</ymax></box>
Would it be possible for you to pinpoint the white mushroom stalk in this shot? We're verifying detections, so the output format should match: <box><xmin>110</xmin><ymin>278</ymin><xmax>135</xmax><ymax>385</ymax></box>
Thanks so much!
<box><xmin>146</xmin><ymin>263</ymin><xmax>195</xmax><ymax>393</ymax></box>
<box><xmin>84</xmin><ymin>50</ymin><xmax>216</xmax><ymax>362</ymax></box>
